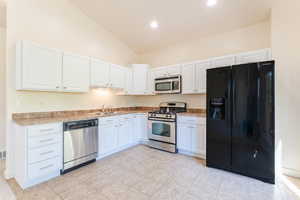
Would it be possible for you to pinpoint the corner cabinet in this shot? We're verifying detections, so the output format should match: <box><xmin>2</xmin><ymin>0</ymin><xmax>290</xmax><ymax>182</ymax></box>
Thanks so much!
<box><xmin>97</xmin><ymin>113</ymin><xmax>148</xmax><ymax>158</ymax></box>
<box><xmin>177</xmin><ymin>116</ymin><xmax>206</xmax><ymax>159</ymax></box>
<box><xmin>16</xmin><ymin>41</ymin><xmax>90</xmax><ymax>93</ymax></box>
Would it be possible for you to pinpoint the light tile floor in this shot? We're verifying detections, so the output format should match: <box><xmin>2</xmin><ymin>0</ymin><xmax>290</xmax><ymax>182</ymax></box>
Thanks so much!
<box><xmin>4</xmin><ymin>145</ymin><xmax>300</xmax><ymax>200</ymax></box>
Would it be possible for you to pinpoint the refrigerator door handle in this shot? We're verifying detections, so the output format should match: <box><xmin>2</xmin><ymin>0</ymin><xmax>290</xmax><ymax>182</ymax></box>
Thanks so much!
<box><xmin>232</xmin><ymin>79</ymin><xmax>236</xmax><ymax>126</ymax></box>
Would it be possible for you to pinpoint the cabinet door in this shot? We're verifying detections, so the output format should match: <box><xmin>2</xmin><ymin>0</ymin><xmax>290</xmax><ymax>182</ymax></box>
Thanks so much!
<box><xmin>62</xmin><ymin>54</ymin><xmax>90</xmax><ymax>92</ymax></box>
<box><xmin>154</xmin><ymin>68</ymin><xmax>169</xmax><ymax>78</ymax></box>
<box><xmin>146</xmin><ymin>71</ymin><xmax>155</xmax><ymax>95</ymax></box>
<box><xmin>191</xmin><ymin>124</ymin><xmax>206</xmax><ymax>155</ymax></box>
<box><xmin>132</xmin><ymin>116</ymin><xmax>141</xmax><ymax>143</ymax></box>
<box><xmin>90</xmin><ymin>58</ymin><xmax>110</xmax><ymax>88</ymax></box>
<box><xmin>166</xmin><ymin>65</ymin><xmax>181</xmax><ymax>76</ymax></box>
<box><xmin>177</xmin><ymin>124</ymin><xmax>192</xmax><ymax>151</ymax></box>
<box><xmin>212</xmin><ymin>55</ymin><xmax>235</xmax><ymax>68</ymax></box>
<box><xmin>182</xmin><ymin>63</ymin><xmax>196</xmax><ymax>94</ymax></box>
<box><xmin>118</xmin><ymin>120</ymin><xmax>132</xmax><ymax>147</ymax></box>
<box><xmin>132</xmin><ymin>64</ymin><xmax>148</xmax><ymax>94</ymax></box>
<box><xmin>236</xmin><ymin>49</ymin><xmax>271</xmax><ymax>65</ymax></box>
<box><xmin>154</xmin><ymin>65</ymin><xmax>181</xmax><ymax>78</ymax></box>
<box><xmin>195</xmin><ymin>60</ymin><xmax>211</xmax><ymax>93</ymax></box>
<box><xmin>110</xmin><ymin>65</ymin><xmax>125</xmax><ymax>89</ymax></box>
<box><xmin>124</xmin><ymin>69</ymin><xmax>133</xmax><ymax>94</ymax></box>
<box><xmin>17</xmin><ymin>41</ymin><xmax>62</xmax><ymax>91</ymax></box>
<box><xmin>100</xmin><ymin>124</ymin><xmax>118</xmax><ymax>154</ymax></box>
<box><xmin>135</xmin><ymin>114</ymin><xmax>148</xmax><ymax>141</ymax></box>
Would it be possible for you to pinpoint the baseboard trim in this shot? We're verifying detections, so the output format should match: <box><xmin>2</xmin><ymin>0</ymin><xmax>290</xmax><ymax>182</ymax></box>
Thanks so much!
<box><xmin>178</xmin><ymin>149</ymin><xmax>206</xmax><ymax>160</ymax></box>
<box><xmin>282</xmin><ymin>167</ymin><xmax>300</xmax><ymax>178</ymax></box>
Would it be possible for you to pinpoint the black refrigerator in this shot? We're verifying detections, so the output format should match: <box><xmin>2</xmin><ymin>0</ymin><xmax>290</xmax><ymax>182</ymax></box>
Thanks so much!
<box><xmin>206</xmin><ymin>61</ymin><xmax>275</xmax><ymax>184</ymax></box>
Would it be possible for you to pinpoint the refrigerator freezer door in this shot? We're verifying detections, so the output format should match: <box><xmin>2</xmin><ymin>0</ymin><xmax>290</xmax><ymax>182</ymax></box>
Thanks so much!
<box><xmin>206</xmin><ymin>67</ymin><xmax>232</xmax><ymax>170</ymax></box>
<box><xmin>231</xmin><ymin>62</ymin><xmax>274</xmax><ymax>183</ymax></box>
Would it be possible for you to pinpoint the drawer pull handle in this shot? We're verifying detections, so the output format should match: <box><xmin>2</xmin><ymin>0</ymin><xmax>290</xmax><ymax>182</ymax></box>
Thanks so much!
<box><xmin>40</xmin><ymin>128</ymin><xmax>54</xmax><ymax>132</ymax></box>
<box><xmin>40</xmin><ymin>164</ymin><xmax>53</xmax><ymax>170</ymax></box>
<box><xmin>40</xmin><ymin>139</ymin><xmax>54</xmax><ymax>143</ymax></box>
<box><xmin>40</xmin><ymin>151</ymin><xmax>54</xmax><ymax>156</ymax></box>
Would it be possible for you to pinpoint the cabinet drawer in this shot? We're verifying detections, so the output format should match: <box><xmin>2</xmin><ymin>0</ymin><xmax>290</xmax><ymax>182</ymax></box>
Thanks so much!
<box><xmin>177</xmin><ymin>117</ymin><xmax>206</xmax><ymax>125</ymax></box>
<box><xmin>28</xmin><ymin>157</ymin><xmax>61</xmax><ymax>180</ymax></box>
<box><xmin>28</xmin><ymin>143</ymin><xmax>61</xmax><ymax>164</ymax></box>
<box><xmin>28</xmin><ymin>123</ymin><xmax>62</xmax><ymax>137</ymax></box>
<box><xmin>99</xmin><ymin>117</ymin><xmax>118</xmax><ymax>125</ymax></box>
<box><xmin>28</xmin><ymin>133</ymin><xmax>61</xmax><ymax>149</ymax></box>
<box><xmin>119</xmin><ymin>115</ymin><xmax>133</xmax><ymax>121</ymax></box>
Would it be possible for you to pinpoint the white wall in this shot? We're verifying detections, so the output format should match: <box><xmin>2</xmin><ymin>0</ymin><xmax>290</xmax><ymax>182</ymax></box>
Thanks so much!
<box><xmin>139</xmin><ymin>20</ymin><xmax>271</xmax><ymax>67</ymax></box>
<box><xmin>136</xmin><ymin>20</ymin><xmax>271</xmax><ymax>109</ymax></box>
<box><xmin>0</xmin><ymin>27</ymin><xmax>5</xmax><ymax>152</ymax></box>
<box><xmin>5</xmin><ymin>0</ymin><xmax>139</xmax><ymax>177</ymax></box>
<box><xmin>271</xmin><ymin>0</ymin><xmax>300</xmax><ymax>176</ymax></box>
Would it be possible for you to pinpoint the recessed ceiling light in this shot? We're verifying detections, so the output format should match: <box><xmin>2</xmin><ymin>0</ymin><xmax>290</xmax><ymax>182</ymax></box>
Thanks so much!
<box><xmin>207</xmin><ymin>0</ymin><xmax>217</xmax><ymax>7</ymax></box>
<box><xmin>150</xmin><ymin>20</ymin><xmax>159</xmax><ymax>29</ymax></box>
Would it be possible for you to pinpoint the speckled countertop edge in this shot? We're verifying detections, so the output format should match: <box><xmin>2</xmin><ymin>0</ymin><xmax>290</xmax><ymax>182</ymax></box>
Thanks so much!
<box><xmin>13</xmin><ymin>107</ymin><xmax>206</xmax><ymax>126</ymax></box>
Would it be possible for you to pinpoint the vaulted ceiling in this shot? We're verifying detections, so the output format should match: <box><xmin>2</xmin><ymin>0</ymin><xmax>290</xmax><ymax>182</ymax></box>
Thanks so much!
<box><xmin>71</xmin><ymin>0</ymin><xmax>272</xmax><ymax>53</ymax></box>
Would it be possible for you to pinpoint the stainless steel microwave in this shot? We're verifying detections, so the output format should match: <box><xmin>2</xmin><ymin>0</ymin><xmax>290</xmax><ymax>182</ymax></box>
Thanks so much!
<box><xmin>154</xmin><ymin>75</ymin><xmax>181</xmax><ymax>94</ymax></box>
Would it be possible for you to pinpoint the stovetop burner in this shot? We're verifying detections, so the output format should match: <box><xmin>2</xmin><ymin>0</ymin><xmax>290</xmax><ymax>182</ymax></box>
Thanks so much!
<box><xmin>148</xmin><ymin>102</ymin><xmax>187</xmax><ymax>120</ymax></box>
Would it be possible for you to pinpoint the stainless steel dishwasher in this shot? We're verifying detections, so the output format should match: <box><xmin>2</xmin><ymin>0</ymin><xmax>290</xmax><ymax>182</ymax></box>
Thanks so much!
<box><xmin>62</xmin><ymin>119</ymin><xmax>98</xmax><ymax>174</ymax></box>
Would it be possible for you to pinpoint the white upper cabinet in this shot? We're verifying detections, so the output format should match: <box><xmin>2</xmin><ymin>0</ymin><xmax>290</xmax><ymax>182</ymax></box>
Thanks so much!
<box><xmin>16</xmin><ymin>41</ymin><xmax>63</xmax><ymax>91</ymax></box>
<box><xmin>62</xmin><ymin>53</ymin><xmax>90</xmax><ymax>92</ymax></box>
<box><xmin>132</xmin><ymin>64</ymin><xmax>149</xmax><ymax>95</ymax></box>
<box><xmin>110</xmin><ymin>64</ymin><xmax>125</xmax><ymax>89</ymax></box>
<box><xmin>182</xmin><ymin>60</ymin><xmax>211</xmax><ymax>94</ymax></box>
<box><xmin>124</xmin><ymin>68</ymin><xmax>133</xmax><ymax>95</ymax></box>
<box><xmin>195</xmin><ymin>60</ymin><xmax>211</xmax><ymax>94</ymax></box>
<box><xmin>147</xmin><ymin>70</ymin><xmax>156</xmax><ymax>95</ymax></box>
<box><xmin>154</xmin><ymin>65</ymin><xmax>181</xmax><ymax>78</ymax></box>
<box><xmin>182</xmin><ymin>63</ymin><xmax>196</xmax><ymax>94</ymax></box>
<box><xmin>90</xmin><ymin>58</ymin><xmax>110</xmax><ymax>88</ymax></box>
<box><xmin>236</xmin><ymin>49</ymin><xmax>271</xmax><ymax>65</ymax></box>
<box><xmin>212</xmin><ymin>55</ymin><xmax>236</xmax><ymax>68</ymax></box>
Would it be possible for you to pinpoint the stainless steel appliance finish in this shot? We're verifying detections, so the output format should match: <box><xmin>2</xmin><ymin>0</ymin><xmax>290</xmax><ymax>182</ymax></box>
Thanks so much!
<box><xmin>62</xmin><ymin>119</ymin><xmax>98</xmax><ymax>173</ymax></box>
<box><xmin>147</xmin><ymin>102</ymin><xmax>187</xmax><ymax>153</ymax></box>
<box><xmin>155</xmin><ymin>75</ymin><xmax>181</xmax><ymax>94</ymax></box>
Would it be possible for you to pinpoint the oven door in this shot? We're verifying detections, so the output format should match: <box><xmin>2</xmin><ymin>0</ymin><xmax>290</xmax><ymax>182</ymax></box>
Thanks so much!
<box><xmin>148</xmin><ymin>120</ymin><xmax>176</xmax><ymax>144</ymax></box>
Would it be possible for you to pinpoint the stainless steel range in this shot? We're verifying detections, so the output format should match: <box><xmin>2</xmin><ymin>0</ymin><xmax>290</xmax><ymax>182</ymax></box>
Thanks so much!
<box><xmin>147</xmin><ymin>102</ymin><xmax>187</xmax><ymax>153</ymax></box>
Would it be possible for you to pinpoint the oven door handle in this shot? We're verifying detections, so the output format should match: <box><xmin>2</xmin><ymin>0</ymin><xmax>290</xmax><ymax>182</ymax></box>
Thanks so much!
<box><xmin>148</xmin><ymin>118</ymin><xmax>176</xmax><ymax>123</ymax></box>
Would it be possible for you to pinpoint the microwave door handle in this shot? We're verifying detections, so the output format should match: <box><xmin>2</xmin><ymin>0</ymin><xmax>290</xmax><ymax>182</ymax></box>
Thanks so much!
<box><xmin>171</xmin><ymin>81</ymin><xmax>174</xmax><ymax>91</ymax></box>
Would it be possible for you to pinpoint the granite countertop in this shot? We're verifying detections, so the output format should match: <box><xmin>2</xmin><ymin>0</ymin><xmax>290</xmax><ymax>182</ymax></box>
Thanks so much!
<box><xmin>12</xmin><ymin>107</ymin><xmax>206</xmax><ymax>126</ymax></box>
<box><xmin>12</xmin><ymin>108</ymin><xmax>155</xmax><ymax>126</ymax></box>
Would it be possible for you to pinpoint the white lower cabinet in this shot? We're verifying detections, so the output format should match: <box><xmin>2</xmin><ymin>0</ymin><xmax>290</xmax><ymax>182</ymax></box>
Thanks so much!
<box><xmin>14</xmin><ymin>123</ymin><xmax>63</xmax><ymax>189</ymax></box>
<box><xmin>177</xmin><ymin>116</ymin><xmax>206</xmax><ymax>158</ymax></box>
<box><xmin>98</xmin><ymin>113</ymin><xmax>148</xmax><ymax>158</ymax></box>
<box><xmin>100</xmin><ymin>123</ymin><xmax>119</xmax><ymax>154</ymax></box>
<box><xmin>118</xmin><ymin>116</ymin><xmax>133</xmax><ymax>147</ymax></box>
<box><xmin>134</xmin><ymin>114</ymin><xmax>148</xmax><ymax>142</ymax></box>
<box><xmin>177</xmin><ymin>125</ymin><xmax>192</xmax><ymax>151</ymax></box>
